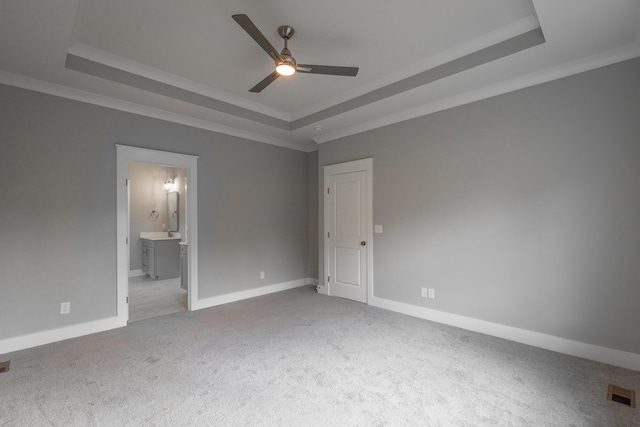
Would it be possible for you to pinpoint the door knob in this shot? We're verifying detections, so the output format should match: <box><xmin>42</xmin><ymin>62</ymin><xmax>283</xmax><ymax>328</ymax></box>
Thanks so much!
<box><xmin>361</xmin><ymin>241</ymin><xmax>366</xmax><ymax>246</ymax></box>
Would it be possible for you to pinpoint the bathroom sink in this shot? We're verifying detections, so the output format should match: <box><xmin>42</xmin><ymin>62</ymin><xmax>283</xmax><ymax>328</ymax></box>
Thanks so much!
<box><xmin>139</xmin><ymin>231</ymin><xmax>181</xmax><ymax>240</ymax></box>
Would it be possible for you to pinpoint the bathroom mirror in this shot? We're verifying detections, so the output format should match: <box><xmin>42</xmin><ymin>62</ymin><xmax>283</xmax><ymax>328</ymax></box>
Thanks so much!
<box><xmin>167</xmin><ymin>191</ymin><xmax>179</xmax><ymax>232</ymax></box>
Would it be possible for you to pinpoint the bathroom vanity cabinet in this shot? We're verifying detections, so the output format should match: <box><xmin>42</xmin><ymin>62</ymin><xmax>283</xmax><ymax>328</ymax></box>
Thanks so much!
<box><xmin>141</xmin><ymin>238</ymin><xmax>180</xmax><ymax>279</ymax></box>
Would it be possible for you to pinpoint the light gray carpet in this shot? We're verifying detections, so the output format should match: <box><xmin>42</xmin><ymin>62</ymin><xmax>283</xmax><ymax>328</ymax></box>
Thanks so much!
<box><xmin>1</xmin><ymin>286</ymin><xmax>638</xmax><ymax>426</ymax></box>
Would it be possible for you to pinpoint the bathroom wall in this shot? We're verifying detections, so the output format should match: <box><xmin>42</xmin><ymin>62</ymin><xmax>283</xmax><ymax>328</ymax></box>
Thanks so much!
<box><xmin>128</xmin><ymin>163</ymin><xmax>186</xmax><ymax>273</ymax></box>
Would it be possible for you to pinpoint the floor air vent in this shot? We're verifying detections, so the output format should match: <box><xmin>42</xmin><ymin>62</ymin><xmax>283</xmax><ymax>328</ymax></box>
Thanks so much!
<box><xmin>608</xmin><ymin>384</ymin><xmax>635</xmax><ymax>408</ymax></box>
<box><xmin>0</xmin><ymin>361</ymin><xmax>9</xmax><ymax>373</ymax></box>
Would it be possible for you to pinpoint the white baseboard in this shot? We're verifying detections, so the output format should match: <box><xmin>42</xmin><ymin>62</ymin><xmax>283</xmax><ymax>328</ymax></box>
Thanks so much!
<box><xmin>9</xmin><ymin>280</ymin><xmax>634</xmax><ymax>372</ymax></box>
<box><xmin>1</xmin><ymin>278</ymin><xmax>315</xmax><ymax>355</ymax></box>
<box><xmin>0</xmin><ymin>317</ymin><xmax>126</xmax><ymax>355</ymax></box>
<box><xmin>191</xmin><ymin>278</ymin><xmax>313</xmax><ymax>311</ymax></box>
<box><xmin>128</xmin><ymin>269</ymin><xmax>144</xmax><ymax>278</ymax></box>
<box><xmin>369</xmin><ymin>295</ymin><xmax>640</xmax><ymax>372</ymax></box>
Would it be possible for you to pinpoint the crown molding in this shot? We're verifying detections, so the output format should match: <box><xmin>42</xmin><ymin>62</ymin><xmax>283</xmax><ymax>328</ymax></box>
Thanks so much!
<box><xmin>313</xmin><ymin>43</ymin><xmax>640</xmax><ymax>144</ymax></box>
<box><xmin>293</xmin><ymin>27</ymin><xmax>544</xmax><ymax>131</ymax></box>
<box><xmin>0</xmin><ymin>71</ymin><xmax>309</xmax><ymax>152</ymax></box>
<box><xmin>68</xmin><ymin>43</ymin><xmax>291</xmax><ymax>122</ymax></box>
<box><xmin>3</xmin><ymin>42</ymin><xmax>638</xmax><ymax>152</ymax></box>
<box><xmin>291</xmin><ymin>15</ymin><xmax>541</xmax><ymax>121</ymax></box>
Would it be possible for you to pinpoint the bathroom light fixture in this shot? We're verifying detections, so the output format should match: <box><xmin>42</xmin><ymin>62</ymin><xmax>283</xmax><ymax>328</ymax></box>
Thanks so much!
<box><xmin>164</xmin><ymin>168</ymin><xmax>177</xmax><ymax>192</ymax></box>
<box><xmin>164</xmin><ymin>178</ymin><xmax>178</xmax><ymax>192</ymax></box>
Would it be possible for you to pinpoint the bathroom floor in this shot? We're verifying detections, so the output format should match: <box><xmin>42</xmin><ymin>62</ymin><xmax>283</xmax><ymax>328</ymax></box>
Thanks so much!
<box><xmin>128</xmin><ymin>275</ymin><xmax>187</xmax><ymax>322</ymax></box>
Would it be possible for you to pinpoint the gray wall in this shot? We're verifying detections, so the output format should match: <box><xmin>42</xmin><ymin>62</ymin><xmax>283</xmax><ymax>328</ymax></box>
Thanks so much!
<box><xmin>305</xmin><ymin>151</ymin><xmax>319</xmax><ymax>279</ymax></box>
<box><xmin>318</xmin><ymin>58</ymin><xmax>640</xmax><ymax>354</ymax></box>
<box><xmin>2</xmin><ymin>57</ymin><xmax>638</xmax><ymax>355</ymax></box>
<box><xmin>0</xmin><ymin>85</ymin><xmax>308</xmax><ymax>339</ymax></box>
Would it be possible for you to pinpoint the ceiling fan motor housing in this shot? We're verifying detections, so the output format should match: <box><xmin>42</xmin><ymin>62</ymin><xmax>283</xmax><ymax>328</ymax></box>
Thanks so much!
<box><xmin>281</xmin><ymin>50</ymin><xmax>295</xmax><ymax>65</ymax></box>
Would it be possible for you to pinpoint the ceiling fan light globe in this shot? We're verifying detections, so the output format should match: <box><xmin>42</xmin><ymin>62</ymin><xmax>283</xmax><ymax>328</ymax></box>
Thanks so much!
<box><xmin>276</xmin><ymin>62</ymin><xmax>296</xmax><ymax>76</ymax></box>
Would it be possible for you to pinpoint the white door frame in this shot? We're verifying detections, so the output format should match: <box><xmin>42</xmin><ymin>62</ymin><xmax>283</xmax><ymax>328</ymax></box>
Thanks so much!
<box><xmin>116</xmin><ymin>144</ymin><xmax>199</xmax><ymax>324</ymax></box>
<box><xmin>322</xmin><ymin>158</ymin><xmax>374</xmax><ymax>302</ymax></box>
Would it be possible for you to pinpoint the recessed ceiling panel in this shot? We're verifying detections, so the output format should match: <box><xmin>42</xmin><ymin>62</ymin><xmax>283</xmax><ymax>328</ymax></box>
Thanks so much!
<box><xmin>72</xmin><ymin>0</ymin><xmax>537</xmax><ymax>114</ymax></box>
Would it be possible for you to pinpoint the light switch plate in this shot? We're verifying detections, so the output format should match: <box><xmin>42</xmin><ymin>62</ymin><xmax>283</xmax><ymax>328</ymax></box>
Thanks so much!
<box><xmin>375</xmin><ymin>225</ymin><xmax>383</xmax><ymax>233</ymax></box>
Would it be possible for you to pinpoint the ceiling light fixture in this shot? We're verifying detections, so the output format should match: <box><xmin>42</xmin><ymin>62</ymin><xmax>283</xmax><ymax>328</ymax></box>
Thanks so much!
<box><xmin>276</xmin><ymin>61</ymin><xmax>296</xmax><ymax>76</ymax></box>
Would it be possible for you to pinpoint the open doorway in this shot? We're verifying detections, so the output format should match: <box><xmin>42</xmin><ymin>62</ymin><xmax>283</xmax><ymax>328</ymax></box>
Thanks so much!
<box><xmin>128</xmin><ymin>163</ymin><xmax>187</xmax><ymax>322</ymax></box>
<box><xmin>116</xmin><ymin>145</ymin><xmax>199</xmax><ymax>326</ymax></box>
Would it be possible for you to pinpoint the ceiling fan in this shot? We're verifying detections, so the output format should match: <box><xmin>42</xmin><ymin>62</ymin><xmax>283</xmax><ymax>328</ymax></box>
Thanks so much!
<box><xmin>232</xmin><ymin>14</ymin><xmax>359</xmax><ymax>93</ymax></box>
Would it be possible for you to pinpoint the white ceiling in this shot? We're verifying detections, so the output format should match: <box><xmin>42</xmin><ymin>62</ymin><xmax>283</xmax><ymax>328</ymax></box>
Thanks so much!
<box><xmin>1</xmin><ymin>0</ymin><xmax>639</xmax><ymax>151</ymax></box>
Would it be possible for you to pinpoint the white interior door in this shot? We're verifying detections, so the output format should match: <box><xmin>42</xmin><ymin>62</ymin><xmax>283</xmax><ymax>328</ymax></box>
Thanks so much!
<box><xmin>325</xmin><ymin>159</ymin><xmax>372</xmax><ymax>303</ymax></box>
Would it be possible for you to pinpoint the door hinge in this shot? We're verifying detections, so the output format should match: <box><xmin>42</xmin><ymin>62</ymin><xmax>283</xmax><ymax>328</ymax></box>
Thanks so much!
<box><xmin>126</xmin><ymin>296</ymin><xmax>129</xmax><ymax>303</ymax></box>
<box><xmin>327</xmin><ymin>187</ymin><xmax>330</xmax><ymax>194</ymax></box>
<box><xmin>327</xmin><ymin>231</ymin><xmax>330</xmax><ymax>238</ymax></box>
<box><xmin>328</xmin><ymin>276</ymin><xmax>330</xmax><ymax>282</ymax></box>
<box><xmin>126</xmin><ymin>237</ymin><xmax>128</xmax><ymax>244</ymax></box>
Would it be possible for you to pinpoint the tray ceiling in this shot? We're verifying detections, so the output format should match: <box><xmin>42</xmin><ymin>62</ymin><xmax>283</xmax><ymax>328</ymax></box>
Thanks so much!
<box><xmin>1</xmin><ymin>0</ymin><xmax>639</xmax><ymax>151</ymax></box>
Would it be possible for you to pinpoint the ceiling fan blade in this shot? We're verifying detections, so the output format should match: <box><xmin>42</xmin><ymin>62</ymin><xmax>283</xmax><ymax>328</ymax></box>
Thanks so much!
<box><xmin>232</xmin><ymin>14</ymin><xmax>283</xmax><ymax>63</ymax></box>
<box><xmin>296</xmin><ymin>65</ymin><xmax>359</xmax><ymax>76</ymax></box>
<box><xmin>249</xmin><ymin>71</ymin><xmax>280</xmax><ymax>93</ymax></box>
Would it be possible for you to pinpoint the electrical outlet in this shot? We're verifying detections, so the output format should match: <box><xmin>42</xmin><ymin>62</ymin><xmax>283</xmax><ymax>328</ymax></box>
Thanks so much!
<box><xmin>260</xmin><ymin>271</ymin><xmax>265</xmax><ymax>279</ymax></box>
<box><xmin>428</xmin><ymin>288</ymin><xmax>435</xmax><ymax>299</ymax></box>
<box><xmin>60</xmin><ymin>302</ymin><xmax>70</xmax><ymax>314</ymax></box>
<box><xmin>421</xmin><ymin>287</ymin><xmax>428</xmax><ymax>298</ymax></box>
